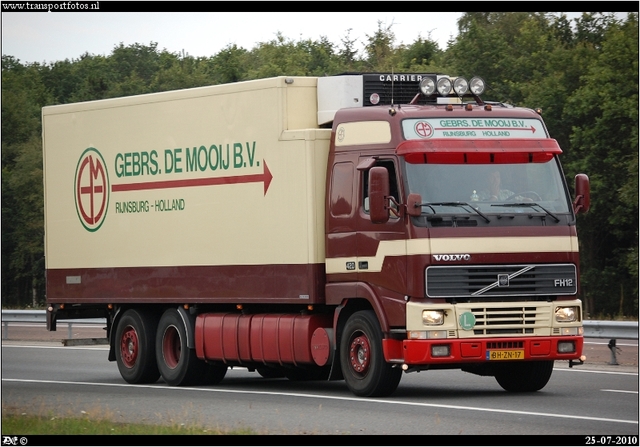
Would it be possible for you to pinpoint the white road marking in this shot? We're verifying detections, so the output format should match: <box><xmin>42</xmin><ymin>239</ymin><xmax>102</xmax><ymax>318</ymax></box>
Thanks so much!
<box><xmin>2</xmin><ymin>377</ymin><xmax>637</xmax><ymax>426</ymax></box>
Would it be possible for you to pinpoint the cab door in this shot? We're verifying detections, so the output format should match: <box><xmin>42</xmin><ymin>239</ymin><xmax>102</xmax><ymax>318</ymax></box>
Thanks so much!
<box><xmin>356</xmin><ymin>156</ymin><xmax>408</xmax><ymax>326</ymax></box>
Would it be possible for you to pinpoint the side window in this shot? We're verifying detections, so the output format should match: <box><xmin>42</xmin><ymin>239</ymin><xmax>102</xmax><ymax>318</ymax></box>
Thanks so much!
<box><xmin>363</xmin><ymin>159</ymin><xmax>399</xmax><ymax>216</ymax></box>
<box><xmin>330</xmin><ymin>162</ymin><xmax>354</xmax><ymax>218</ymax></box>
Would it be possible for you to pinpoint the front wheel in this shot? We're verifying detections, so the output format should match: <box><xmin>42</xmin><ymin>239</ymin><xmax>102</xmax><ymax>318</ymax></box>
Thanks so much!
<box><xmin>339</xmin><ymin>310</ymin><xmax>402</xmax><ymax>397</ymax></box>
<box><xmin>494</xmin><ymin>360</ymin><xmax>554</xmax><ymax>392</ymax></box>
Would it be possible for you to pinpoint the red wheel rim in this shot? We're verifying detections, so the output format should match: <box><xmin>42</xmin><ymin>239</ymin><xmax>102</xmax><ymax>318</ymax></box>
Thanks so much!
<box><xmin>120</xmin><ymin>325</ymin><xmax>139</xmax><ymax>368</ymax></box>
<box><xmin>348</xmin><ymin>334</ymin><xmax>370</xmax><ymax>374</ymax></box>
<box><xmin>162</xmin><ymin>325</ymin><xmax>181</xmax><ymax>369</ymax></box>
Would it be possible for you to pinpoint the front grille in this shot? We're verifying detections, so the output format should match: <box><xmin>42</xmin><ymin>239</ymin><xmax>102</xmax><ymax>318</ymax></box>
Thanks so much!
<box><xmin>472</xmin><ymin>306</ymin><xmax>540</xmax><ymax>335</ymax></box>
<box><xmin>461</xmin><ymin>303</ymin><xmax>552</xmax><ymax>336</ymax></box>
<box><xmin>426</xmin><ymin>264</ymin><xmax>577</xmax><ymax>298</ymax></box>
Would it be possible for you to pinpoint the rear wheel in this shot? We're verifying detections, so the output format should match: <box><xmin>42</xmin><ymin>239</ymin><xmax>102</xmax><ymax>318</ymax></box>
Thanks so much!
<box><xmin>156</xmin><ymin>308</ymin><xmax>226</xmax><ymax>386</ymax></box>
<box><xmin>115</xmin><ymin>309</ymin><xmax>160</xmax><ymax>384</ymax></box>
<box><xmin>202</xmin><ymin>363</ymin><xmax>228</xmax><ymax>385</ymax></box>
<box><xmin>339</xmin><ymin>310</ymin><xmax>402</xmax><ymax>397</ymax></box>
<box><xmin>494</xmin><ymin>360</ymin><xmax>554</xmax><ymax>392</ymax></box>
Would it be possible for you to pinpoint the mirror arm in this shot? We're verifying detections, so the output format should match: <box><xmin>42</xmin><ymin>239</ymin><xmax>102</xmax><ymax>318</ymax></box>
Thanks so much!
<box><xmin>573</xmin><ymin>194</ymin><xmax>585</xmax><ymax>214</ymax></box>
<box><xmin>387</xmin><ymin>196</ymin><xmax>402</xmax><ymax>218</ymax></box>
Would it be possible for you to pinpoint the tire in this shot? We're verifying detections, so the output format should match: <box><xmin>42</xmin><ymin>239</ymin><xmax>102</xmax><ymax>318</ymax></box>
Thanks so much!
<box><xmin>156</xmin><ymin>308</ymin><xmax>223</xmax><ymax>386</ymax></box>
<box><xmin>494</xmin><ymin>360</ymin><xmax>554</xmax><ymax>392</ymax></box>
<box><xmin>115</xmin><ymin>309</ymin><xmax>160</xmax><ymax>384</ymax></box>
<box><xmin>339</xmin><ymin>310</ymin><xmax>402</xmax><ymax>397</ymax></box>
<box><xmin>202</xmin><ymin>363</ymin><xmax>228</xmax><ymax>385</ymax></box>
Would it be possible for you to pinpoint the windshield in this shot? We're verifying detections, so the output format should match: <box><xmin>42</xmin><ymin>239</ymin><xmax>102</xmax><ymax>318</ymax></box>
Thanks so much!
<box><xmin>405</xmin><ymin>159</ymin><xmax>571</xmax><ymax>215</ymax></box>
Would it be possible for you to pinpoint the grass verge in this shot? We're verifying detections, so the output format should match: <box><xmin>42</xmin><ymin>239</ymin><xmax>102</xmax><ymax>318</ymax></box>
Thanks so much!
<box><xmin>1</xmin><ymin>410</ymin><xmax>257</xmax><ymax>435</ymax></box>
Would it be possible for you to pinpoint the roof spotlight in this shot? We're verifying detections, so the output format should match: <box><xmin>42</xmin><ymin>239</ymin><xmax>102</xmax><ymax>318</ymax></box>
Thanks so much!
<box><xmin>436</xmin><ymin>77</ymin><xmax>452</xmax><ymax>96</ymax></box>
<box><xmin>469</xmin><ymin>77</ymin><xmax>485</xmax><ymax>95</ymax></box>
<box><xmin>453</xmin><ymin>77</ymin><xmax>469</xmax><ymax>95</ymax></box>
<box><xmin>419</xmin><ymin>77</ymin><xmax>436</xmax><ymax>96</ymax></box>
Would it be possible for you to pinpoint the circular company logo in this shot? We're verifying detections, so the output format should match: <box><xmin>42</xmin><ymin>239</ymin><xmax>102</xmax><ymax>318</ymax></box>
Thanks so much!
<box><xmin>74</xmin><ymin>147</ymin><xmax>110</xmax><ymax>232</ymax></box>
<box><xmin>414</xmin><ymin>120</ymin><xmax>434</xmax><ymax>138</ymax></box>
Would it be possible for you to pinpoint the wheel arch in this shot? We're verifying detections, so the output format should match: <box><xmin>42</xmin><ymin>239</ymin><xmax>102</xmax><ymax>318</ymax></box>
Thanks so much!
<box><xmin>176</xmin><ymin>306</ymin><xmax>197</xmax><ymax>349</ymax></box>
<box><xmin>328</xmin><ymin>283</ymin><xmax>390</xmax><ymax>381</ymax></box>
<box><xmin>331</xmin><ymin>282</ymin><xmax>391</xmax><ymax>338</ymax></box>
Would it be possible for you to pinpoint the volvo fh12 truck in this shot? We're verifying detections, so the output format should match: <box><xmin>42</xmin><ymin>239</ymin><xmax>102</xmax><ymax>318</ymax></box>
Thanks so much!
<box><xmin>43</xmin><ymin>73</ymin><xmax>590</xmax><ymax>397</ymax></box>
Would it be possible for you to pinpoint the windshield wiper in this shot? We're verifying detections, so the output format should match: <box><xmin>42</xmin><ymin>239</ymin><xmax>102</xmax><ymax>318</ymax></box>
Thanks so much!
<box><xmin>416</xmin><ymin>201</ymin><xmax>490</xmax><ymax>223</ymax></box>
<box><xmin>490</xmin><ymin>203</ymin><xmax>560</xmax><ymax>222</ymax></box>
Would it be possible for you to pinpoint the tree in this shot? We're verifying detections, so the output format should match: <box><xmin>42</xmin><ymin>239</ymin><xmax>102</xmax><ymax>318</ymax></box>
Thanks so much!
<box><xmin>397</xmin><ymin>36</ymin><xmax>442</xmax><ymax>71</ymax></box>
<box><xmin>2</xmin><ymin>137</ymin><xmax>45</xmax><ymax>306</ymax></box>
<box><xmin>208</xmin><ymin>44</ymin><xmax>249</xmax><ymax>84</ymax></box>
<box><xmin>338</xmin><ymin>28</ymin><xmax>359</xmax><ymax>71</ymax></box>
<box><xmin>563</xmin><ymin>13</ymin><xmax>638</xmax><ymax>317</ymax></box>
<box><xmin>1</xmin><ymin>57</ymin><xmax>49</xmax><ymax>306</ymax></box>
<box><xmin>364</xmin><ymin>20</ymin><xmax>399</xmax><ymax>71</ymax></box>
<box><xmin>244</xmin><ymin>32</ymin><xmax>310</xmax><ymax>78</ymax></box>
<box><xmin>150</xmin><ymin>52</ymin><xmax>213</xmax><ymax>92</ymax></box>
<box><xmin>0</xmin><ymin>21</ymin><xmax>636</xmax><ymax>316</ymax></box>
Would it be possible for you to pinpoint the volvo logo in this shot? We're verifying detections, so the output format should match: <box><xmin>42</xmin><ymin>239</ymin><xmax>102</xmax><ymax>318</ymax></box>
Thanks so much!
<box><xmin>498</xmin><ymin>274</ymin><xmax>509</xmax><ymax>287</ymax></box>
<box><xmin>433</xmin><ymin>254</ymin><xmax>471</xmax><ymax>261</ymax></box>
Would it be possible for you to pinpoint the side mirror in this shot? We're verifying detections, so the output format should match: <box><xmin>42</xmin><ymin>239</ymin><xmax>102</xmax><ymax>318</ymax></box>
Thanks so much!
<box><xmin>369</xmin><ymin>167</ymin><xmax>390</xmax><ymax>224</ymax></box>
<box><xmin>407</xmin><ymin>193</ymin><xmax>422</xmax><ymax>217</ymax></box>
<box><xmin>573</xmin><ymin>173</ymin><xmax>590</xmax><ymax>214</ymax></box>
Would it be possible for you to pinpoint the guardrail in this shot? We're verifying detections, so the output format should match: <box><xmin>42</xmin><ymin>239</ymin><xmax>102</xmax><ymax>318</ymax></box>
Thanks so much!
<box><xmin>582</xmin><ymin>320</ymin><xmax>639</xmax><ymax>340</ymax></box>
<box><xmin>1</xmin><ymin>309</ymin><xmax>105</xmax><ymax>340</ymax></box>
<box><xmin>582</xmin><ymin>320</ymin><xmax>639</xmax><ymax>365</ymax></box>
<box><xmin>2</xmin><ymin>309</ymin><xmax>638</xmax><ymax>360</ymax></box>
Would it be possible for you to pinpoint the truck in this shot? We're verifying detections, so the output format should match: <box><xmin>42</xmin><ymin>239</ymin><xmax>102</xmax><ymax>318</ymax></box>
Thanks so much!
<box><xmin>43</xmin><ymin>73</ymin><xmax>590</xmax><ymax>397</ymax></box>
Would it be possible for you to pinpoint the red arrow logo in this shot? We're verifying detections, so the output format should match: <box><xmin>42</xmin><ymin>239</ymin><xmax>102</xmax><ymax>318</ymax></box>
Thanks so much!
<box><xmin>112</xmin><ymin>160</ymin><xmax>273</xmax><ymax>196</ymax></box>
<box><xmin>434</xmin><ymin>125</ymin><xmax>537</xmax><ymax>133</ymax></box>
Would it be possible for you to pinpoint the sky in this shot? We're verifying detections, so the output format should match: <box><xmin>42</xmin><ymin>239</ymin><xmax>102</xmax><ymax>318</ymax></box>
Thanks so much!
<box><xmin>1</xmin><ymin>10</ymin><xmax>466</xmax><ymax>64</ymax></box>
<box><xmin>0</xmin><ymin>9</ymin><xmax>600</xmax><ymax>65</ymax></box>
<box><xmin>1</xmin><ymin>9</ymin><xmax>631</xmax><ymax>66</ymax></box>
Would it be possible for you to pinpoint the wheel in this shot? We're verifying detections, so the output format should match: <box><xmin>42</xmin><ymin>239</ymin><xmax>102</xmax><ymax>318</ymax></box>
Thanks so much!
<box><xmin>156</xmin><ymin>308</ymin><xmax>224</xmax><ymax>386</ymax></box>
<box><xmin>202</xmin><ymin>363</ymin><xmax>228</xmax><ymax>385</ymax></box>
<box><xmin>339</xmin><ymin>310</ymin><xmax>402</xmax><ymax>397</ymax></box>
<box><xmin>494</xmin><ymin>360</ymin><xmax>554</xmax><ymax>392</ymax></box>
<box><xmin>505</xmin><ymin>191</ymin><xmax>541</xmax><ymax>201</ymax></box>
<box><xmin>115</xmin><ymin>309</ymin><xmax>160</xmax><ymax>384</ymax></box>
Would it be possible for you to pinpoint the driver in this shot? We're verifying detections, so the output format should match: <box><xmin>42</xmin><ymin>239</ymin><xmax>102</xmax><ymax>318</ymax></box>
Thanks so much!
<box><xmin>478</xmin><ymin>170</ymin><xmax>514</xmax><ymax>201</ymax></box>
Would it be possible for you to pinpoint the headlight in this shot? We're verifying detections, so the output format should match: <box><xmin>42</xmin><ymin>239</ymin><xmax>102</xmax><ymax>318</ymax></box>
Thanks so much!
<box><xmin>555</xmin><ymin>306</ymin><xmax>578</xmax><ymax>323</ymax></box>
<box><xmin>422</xmin><ymin>310</ymin><xmax>444</xmax><ymax>325</ymax></box>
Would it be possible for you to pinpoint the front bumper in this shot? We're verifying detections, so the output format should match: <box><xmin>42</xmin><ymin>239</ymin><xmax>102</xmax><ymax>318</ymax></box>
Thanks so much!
<box><xmin>383</xmin><ymin>335</ymin><xmax>584</xmax><ymax>365</ymax></box>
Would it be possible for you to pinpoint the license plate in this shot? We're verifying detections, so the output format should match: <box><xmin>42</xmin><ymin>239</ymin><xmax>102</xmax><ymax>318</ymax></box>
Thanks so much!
<box><xmin>487</xmin><ymin>350</ymin><xmax>525</xmax><ymax>360</ymax></box>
